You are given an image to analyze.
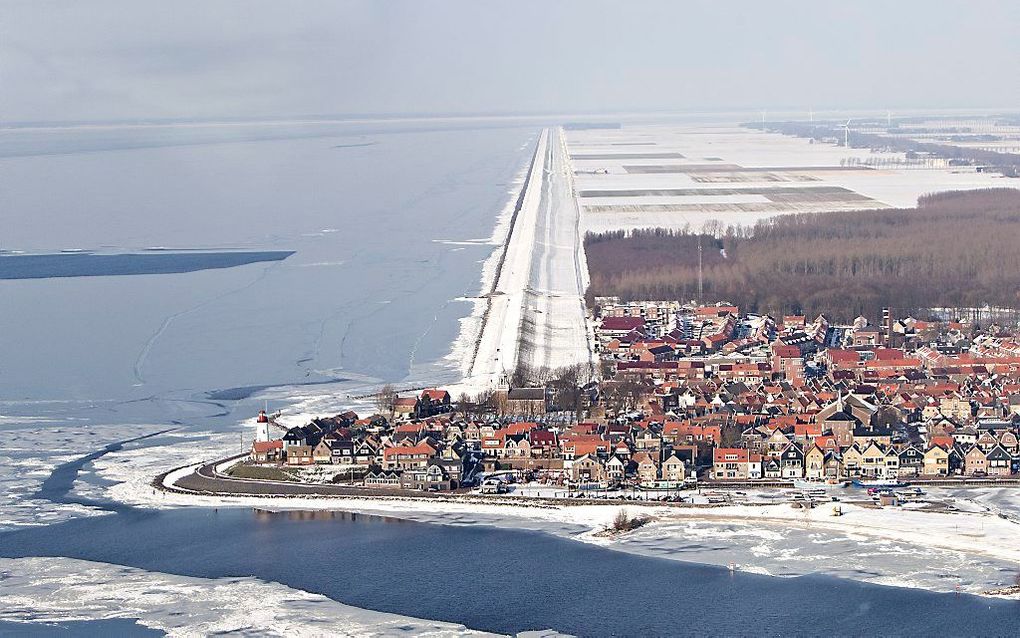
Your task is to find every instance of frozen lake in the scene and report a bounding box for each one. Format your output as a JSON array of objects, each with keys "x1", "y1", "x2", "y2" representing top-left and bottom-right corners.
[{"x1": 0, "y1": 121, "x2": 536, "y2": 428}]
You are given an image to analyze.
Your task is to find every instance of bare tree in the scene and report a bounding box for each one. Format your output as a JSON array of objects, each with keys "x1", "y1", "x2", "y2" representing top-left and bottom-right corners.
[
  {"x1": 602, "y1": 379, "x2": 644, "y2": 415},
  {"x1": 472, "y1": 389, "x2": 496, "y2": 416},
  {"x1": 612, "y1": 509, "x2": 631, "y2": 531},
  {"x1": 512, "y1": 363, "x2": 559, "y2": 388},
  {"x1": 455, "y1": 392, "x2": 473, "y2": 418},
  {"x1": 585, "y1": 189, "x2": 1020, "y2": 322},
  {"x1": 375, "y1": 384, "x2": 398, "y2": 419},
  {"x1": 550, "y1": 363, "x2": 595, "y2": 417}
]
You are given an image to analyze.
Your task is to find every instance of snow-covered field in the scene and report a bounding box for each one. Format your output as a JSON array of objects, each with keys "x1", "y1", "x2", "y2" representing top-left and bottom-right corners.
[
  {"x1": 568, "y1": 124, "x2": 1015, "y2": 234},
  {"x1": 446, "y1": 153, "x2": 532, "y2": 392},
  {"x1": 84, "y1": 429, "x2": 240, "y2": 507},
  {"x1": 459, "y1": 129, "x2": 550, "y2": 391},
  {"x1": 0, "y1": 557, "x2": 496, "y2": 638}
]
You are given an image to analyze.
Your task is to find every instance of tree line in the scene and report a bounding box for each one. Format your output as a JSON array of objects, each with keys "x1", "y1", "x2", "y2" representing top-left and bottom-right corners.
[
  {"x1": 765, "y1": 121, "x2": 1020, "y2": 177},
  {"x1": 584, "y1": 189, "x2": 1020, "y2": 323}
]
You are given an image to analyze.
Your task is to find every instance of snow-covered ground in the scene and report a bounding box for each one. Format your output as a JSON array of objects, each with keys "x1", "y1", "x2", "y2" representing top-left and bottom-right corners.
[
  {"x1": 459, "y1": 129, "x2": 550, "y2": 391},
  {"x1": 568, "y1": 124, "x2": 1016, "y2": 234},
  {"x1": 458, "y1": 127, "x2": 594, "y2": 395},
  {"x1": 82, "y1": 429, "x2": 240, "y2": 507},
  {"x1": 0, "y1": 557, "x2": 497, "y2": 638},
  {"x1": 515, "y1": 128, "x2": 594, "y2": 373},
  {"x1": 446, "y1": 155, "x2": 532, "y2": 392}
]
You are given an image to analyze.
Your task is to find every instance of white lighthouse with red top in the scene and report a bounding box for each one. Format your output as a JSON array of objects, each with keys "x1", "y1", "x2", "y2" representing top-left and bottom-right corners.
[{"x1": 255, "y1": 409, "x2": 271, "y2": 442}]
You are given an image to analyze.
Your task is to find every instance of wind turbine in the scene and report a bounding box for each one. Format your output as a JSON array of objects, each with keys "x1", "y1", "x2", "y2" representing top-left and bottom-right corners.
[
  {"x1": 761, "y1": 110, "x2": 767, "y2": 132},
  {"x1": 809, "y1": 107, "x2": 814, "y2": 122},
  {"x1": 886, "y1": 110, "x2": 892, "y2": 127},
  {"x1": 843, "y1": 119, "x2": 852, "y2": 148}
]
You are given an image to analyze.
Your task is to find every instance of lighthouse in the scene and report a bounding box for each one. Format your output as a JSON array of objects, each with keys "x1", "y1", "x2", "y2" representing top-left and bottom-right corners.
[{"x1": 255, "y1": 409, "x2": 271, "y2": 442}]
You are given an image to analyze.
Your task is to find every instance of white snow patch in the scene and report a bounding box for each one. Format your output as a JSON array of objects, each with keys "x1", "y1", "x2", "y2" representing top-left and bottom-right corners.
[
  {"x1": 0, "y1": 422, "x2": 164, "y2": 530},
  {"x1": 0, "y1": 557, "x2": 498, "y2": 637}
]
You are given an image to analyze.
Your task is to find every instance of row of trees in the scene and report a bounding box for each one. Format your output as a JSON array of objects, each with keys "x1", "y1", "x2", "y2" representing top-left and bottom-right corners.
[
  {"x1": 585, "y1": 189, "x2": 1020, "y2": 322},
  {"x1": 766, "y1": 121, "x2": 1020, "y2": 177},
  {"x1": 373, "y1": 362, "x2": 599, "y2": 420}
]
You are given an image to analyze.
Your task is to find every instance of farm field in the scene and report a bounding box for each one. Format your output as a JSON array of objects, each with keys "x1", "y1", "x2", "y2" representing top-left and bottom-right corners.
[{"x1": 566, "y1": 123, "x2": 1014, "y2": 233}]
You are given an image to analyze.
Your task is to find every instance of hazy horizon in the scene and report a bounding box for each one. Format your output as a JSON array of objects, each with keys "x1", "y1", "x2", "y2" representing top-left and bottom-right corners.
[{"x1": 3, "y1": 0, "x2": 1018, "y2": 124}]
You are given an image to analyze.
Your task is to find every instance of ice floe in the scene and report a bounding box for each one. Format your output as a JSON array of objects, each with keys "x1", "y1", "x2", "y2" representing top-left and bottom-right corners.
[{"x1": 0, "y1": 557, "x2": 497, "y2": 637}]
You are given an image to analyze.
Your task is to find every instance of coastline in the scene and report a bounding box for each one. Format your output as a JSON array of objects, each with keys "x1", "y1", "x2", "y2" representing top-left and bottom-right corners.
[
  {"x1": 124, "y1": 126, "x2": 1020, "y2": 602},
  {"x1": 127, "y1": 445, "x2": 1020, "y2": 601},
  {"x1": 456, "y1": 128, "x2": 550, "y2": 393},
  {"x1": 451, "y1": 124, "x2": 595, "y2": 397},
  {"x1": 28, "y1": 119, "x2": 1017, "y2": 622},
  {"x1": 7, "y1": 421, "x2": 1018, "y2": 636},
  {"x1": 446, "y1": 129, "x2": 544, "y2": 392}
]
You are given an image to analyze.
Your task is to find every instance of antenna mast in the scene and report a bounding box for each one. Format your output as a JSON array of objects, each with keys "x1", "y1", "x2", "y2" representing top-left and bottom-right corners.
[{"x1": 697, "y1": 239, "x2": 704, "y2": 304}]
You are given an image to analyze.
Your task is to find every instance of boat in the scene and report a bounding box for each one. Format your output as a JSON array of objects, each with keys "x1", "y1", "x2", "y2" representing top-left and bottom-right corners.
[
  {"x1": 793, "y1": 479, "x2": 828, "y2": 490},
  {"x1": 852, "y1": 478, "x2": 907, "y2": 488},
  {"x1": 793, "y1": 479, "x2": 814, "y2": 489}
]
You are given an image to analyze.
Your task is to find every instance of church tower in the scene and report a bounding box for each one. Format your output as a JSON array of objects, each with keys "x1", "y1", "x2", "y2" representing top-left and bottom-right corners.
[{"x1": 495, "y1": 371, "x2": 511, "y2": 415}]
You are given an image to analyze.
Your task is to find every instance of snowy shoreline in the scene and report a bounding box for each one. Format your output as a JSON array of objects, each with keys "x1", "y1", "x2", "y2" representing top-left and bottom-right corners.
[
  {"x1": 445, "y1": 130, "x2": 544, "y2": 393},
  {"x1": 450, "y1": 125, "x2": 594, "y2": 397},
  {"x1": 24, "y1": 401, "x2": 1010, "y2": 605},
  {"x1": 454, "y1": 128, "x2": 550, "y2": 393},
  {"x1": 126, "y1": 443, "x2": 1020, "y2": 601}
]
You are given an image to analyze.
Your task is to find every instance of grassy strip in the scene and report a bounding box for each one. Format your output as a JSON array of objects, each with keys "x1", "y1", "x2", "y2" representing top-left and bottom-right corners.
[{"x1": 226, "y1": 464, "x2": 297, "y2": 482}]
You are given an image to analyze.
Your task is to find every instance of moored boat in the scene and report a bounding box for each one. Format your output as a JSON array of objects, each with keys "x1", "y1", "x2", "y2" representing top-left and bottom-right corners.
[{"x1": 852, "y1": 478, "x2": 907, "y2": 488}]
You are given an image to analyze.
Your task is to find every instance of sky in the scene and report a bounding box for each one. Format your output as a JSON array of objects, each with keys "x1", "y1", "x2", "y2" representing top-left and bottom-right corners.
[{"x1": 2, "y1": 0, "x2": 1018, "y2": 123}]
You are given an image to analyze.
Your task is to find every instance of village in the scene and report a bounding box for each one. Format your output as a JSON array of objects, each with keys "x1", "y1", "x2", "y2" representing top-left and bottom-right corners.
[{"x1": 236, "y1": 299, "x2": 1020, "y2": 506}]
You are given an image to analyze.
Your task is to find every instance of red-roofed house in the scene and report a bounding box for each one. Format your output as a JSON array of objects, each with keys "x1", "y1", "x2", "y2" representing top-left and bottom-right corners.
[
  {"x1": 712, "y1": 448, "x2": 762, "y2": 480},
  {"x1": 563, "y1": 439, "x2": 610, "y2": 461},
  {"x1": 417, "y1": 389, "x2": 451, "y2": 417},
  {"x1": 697, "y1": 305, "x2": 739, "y2": 317},
  {"x1": 505, "y1": 421, "x2": 540, "y2": 436},
  {"x1": 600, "y1": 316, "x2": 646, "y2": 336},
  {"x1": 772, "y1": 344, "x2": 803, "y2": 381},
  {"x1": 527, "y1": 429, "x2": 558, "y2": 457},
  {"x1": 251, "y1": 440, "x2": 283, "y2": 463},
  {"x1": 383, "y1": 441, "x2": 437, "y2": 470},
  {"x1": 664, "y1": 422, "x2": 721, "y2": 446},
  {"x1": 826, "y1": 349, "x2": 862, "y2": 370}
]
